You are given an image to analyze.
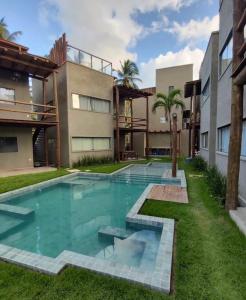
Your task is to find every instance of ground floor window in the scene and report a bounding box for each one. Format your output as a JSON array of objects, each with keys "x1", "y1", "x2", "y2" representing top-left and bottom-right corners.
[
  {"x1": 201, "y1": 132, "x2": 208, "y2": 149},
  {"x1": 217, "y1": 125, "x2": 230, "y2": 153},
  {"x1": 72, "y1": 137, "x2": 111, "y2": 152},
  {"x1": 0, "y1": 137, "x2": 18, "y2": 153},
  {"x1": 241, "y1": 120, "x2": 246, "y2": 157}
]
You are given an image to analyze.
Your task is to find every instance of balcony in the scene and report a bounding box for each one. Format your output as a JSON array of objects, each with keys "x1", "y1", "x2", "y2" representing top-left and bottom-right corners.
[
  {"x1": 0, "y1": 99, "x2": 57, "y2": 127},
  {"x1": 67, "y1": 45, "x2": 112, "y2": 75}
]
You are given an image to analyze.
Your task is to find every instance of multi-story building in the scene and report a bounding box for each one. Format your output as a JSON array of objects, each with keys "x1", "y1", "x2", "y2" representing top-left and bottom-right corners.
[
  {"x1": 33, "y1": 34, "x2": 115, "y2": 167},
  {"x1": 132, "y1": 64, "x2": 194, "y2": 157},
  {"x1": 0, "y1": 38, "x2": 59, "y2": 170},
  {"x1": 200, "y1": 0, "x2": 246, "y2": 232}
]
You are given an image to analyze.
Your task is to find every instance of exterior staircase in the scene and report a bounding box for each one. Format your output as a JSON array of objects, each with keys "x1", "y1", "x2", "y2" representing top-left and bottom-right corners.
[{"x1": 33, "y1": 127, "x2": 46, "y2": 167}]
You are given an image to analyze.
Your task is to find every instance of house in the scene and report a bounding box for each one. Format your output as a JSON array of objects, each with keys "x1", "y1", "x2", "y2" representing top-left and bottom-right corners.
[
  {"x1": 132, "y1": 65, "x2": 194, "y2": 157},
  {"x1": 199, "y1": 0, "x2": 246, "y2": 232},
  {"x1": 33, "y1": 34, "x2": 115, "y2": 167},
  {"x1": 0, "y1": 38, "x2": 59, "y2": 170}
]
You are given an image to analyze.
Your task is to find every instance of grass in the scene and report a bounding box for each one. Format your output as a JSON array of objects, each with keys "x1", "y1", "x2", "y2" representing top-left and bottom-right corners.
[
  {"x1": 0, "y1": 169, "x2": 68, "y2": 194},
  {"x1": 0, "y1": 159, "x2": 245, "y2": 299}
]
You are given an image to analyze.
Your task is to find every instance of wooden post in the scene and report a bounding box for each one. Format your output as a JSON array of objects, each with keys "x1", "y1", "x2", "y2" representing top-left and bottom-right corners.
[
  {"x1": 44, "y1": 128, "x2": 49, "y2": 166},
  {"x1": 188, "y1": 95, "x2": 193, "y2": 157},
  {"x1": 115, "y1": 86, "x2": 120, "y2": 162},
  {"x1": 146, "y1": 96, "x2": 149, "y2": 159},
  {"x1": 53, "y1": 71, "x2": 61, "y2": 168},
  {"x1": 172, "y1": 113, "x2": 177, "y2": 177},
  {"x1": 225, "y1": 0, "x2": 245, "y2": 211},
  {"x1": 130, "y1": 99, "x2": 133, "y2": 150},
  {"x1": 191, "y1": 84, "x2": 197, "y2": 158}
]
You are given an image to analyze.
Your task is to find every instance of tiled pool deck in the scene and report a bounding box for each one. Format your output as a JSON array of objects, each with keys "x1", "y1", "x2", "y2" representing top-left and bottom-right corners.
[{"x1": 0, "y1": 164, "x2": 187, "y2": 294}]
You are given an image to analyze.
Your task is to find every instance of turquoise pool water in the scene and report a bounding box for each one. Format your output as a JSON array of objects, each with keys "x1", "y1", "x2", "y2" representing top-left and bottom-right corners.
[
  {"x1": 0, "y1": 163, "x2": 178, "y2": 270},
  {"x1": 0, "y1": 176, "x2": 163, "y2": 270}
]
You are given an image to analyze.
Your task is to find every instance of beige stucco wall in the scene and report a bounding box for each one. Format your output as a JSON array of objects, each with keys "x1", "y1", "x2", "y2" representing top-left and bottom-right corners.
[
  {"x1": 0, "y1": 126, "x2": 33, "y2": 170},
  {"x1": 66, "y1": 62, "x2": 114, "y2": 166},
  {"x1": 133, "y1": 132, "x2": 146, "y2": 157},
  {"x1": 0, "y1": 69, "x2": 32, "y2": 121},
  {"x1": 133, "y1": 64, "x2": 193, "y2": 156}
]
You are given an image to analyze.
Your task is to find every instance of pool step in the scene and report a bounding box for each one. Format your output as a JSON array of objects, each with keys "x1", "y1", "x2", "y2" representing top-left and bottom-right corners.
[
  {"x1": 0, "y1": 203, "x2": 34, "y2": 218},
  {"x1": 0, "y1": 214, "x2": 26, "y2": 239},
  {"x1": 98, "y1": 226, "x2": 131, "y2": 242}
]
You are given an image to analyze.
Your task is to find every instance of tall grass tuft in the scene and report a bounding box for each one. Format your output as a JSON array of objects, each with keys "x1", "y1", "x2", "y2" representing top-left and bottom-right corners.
[{"x1": 73, "y1": 156, "x2": 113, "y2": 168}]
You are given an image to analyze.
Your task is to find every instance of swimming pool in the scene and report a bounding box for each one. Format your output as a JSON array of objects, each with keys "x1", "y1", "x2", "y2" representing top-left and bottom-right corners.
[{"x1": 0, "y1": 163, "x2": 180, "y2": 293}]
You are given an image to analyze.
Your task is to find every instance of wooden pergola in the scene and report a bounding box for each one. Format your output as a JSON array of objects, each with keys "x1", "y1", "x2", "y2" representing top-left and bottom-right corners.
[
  {"x1": 184, "y1": 79, "x2": 201, "y2": 158},
  {"x1": 0, "y1": 38, "x2": 61, "y2": 167},
  {"x1": 114, "y1": 85, "x2": 153, "y2": 162}
]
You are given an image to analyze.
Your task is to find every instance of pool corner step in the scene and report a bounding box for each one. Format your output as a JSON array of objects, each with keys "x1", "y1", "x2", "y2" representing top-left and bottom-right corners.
[
  {"x1": 0, "y1": 203, "x2": 34, "y2": 218},
  {"x1": 98, "y1": 226, "x2": 131, "y2": 242}
]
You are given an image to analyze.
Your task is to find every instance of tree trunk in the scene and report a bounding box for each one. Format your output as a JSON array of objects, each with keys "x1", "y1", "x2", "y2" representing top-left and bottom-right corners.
[{"x1": 169, "y1": 112, "x2": 172, "y2": 157}]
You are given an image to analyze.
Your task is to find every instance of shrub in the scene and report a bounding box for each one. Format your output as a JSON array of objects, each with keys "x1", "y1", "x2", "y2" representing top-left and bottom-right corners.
[
  {"x1": 73, "y1": 155, "x2": 113, "y2": 168},
  {"x1": 205, "y1": 166, "x2": 227, "y2": 205},
  {"x1": 191, "y1": 155, "x2": 207, "y2": 171}
]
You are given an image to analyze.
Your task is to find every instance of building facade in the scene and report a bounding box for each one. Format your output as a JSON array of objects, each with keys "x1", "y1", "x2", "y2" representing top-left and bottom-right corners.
[
  {"x1": 0, "y1": 39, "x2": 58, "y2": 170},
  {"x1": 132, "y1": 64, "x2": 193, "y2": 157},
  {"x1": 33, "y1": 35, "x2": 115, "y2": 167},
  {"x1": 200, "y1": 0, "x2": 246, "y2": 205}
]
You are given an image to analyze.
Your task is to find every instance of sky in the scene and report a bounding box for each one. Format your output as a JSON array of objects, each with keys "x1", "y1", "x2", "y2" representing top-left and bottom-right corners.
[{"x1": 1, "y1": 0, "x2": 219, "y2": 87}]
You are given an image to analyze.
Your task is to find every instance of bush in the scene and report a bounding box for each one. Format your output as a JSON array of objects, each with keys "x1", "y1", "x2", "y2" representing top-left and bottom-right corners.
[
  {"x1": 191, "y1": 155, "x2": 208, "y2": 171},
  {"x1": 205, "y1": 166, "x2": 227, "y2": 205},
  {"x1": 73, "y1": 155, "x2": 113, "y2": 168}
]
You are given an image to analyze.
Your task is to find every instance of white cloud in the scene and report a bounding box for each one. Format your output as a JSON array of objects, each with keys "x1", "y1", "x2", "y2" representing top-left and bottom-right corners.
[
  {"x1": 39, "y1": 0, "x2": 197, "y2": 68},
  {"x1": 139, "y1": 47, "x2": 204, "y2": 87},
  {"x1": 167, "y1": 14, "x2": 219, "y2": 45}
]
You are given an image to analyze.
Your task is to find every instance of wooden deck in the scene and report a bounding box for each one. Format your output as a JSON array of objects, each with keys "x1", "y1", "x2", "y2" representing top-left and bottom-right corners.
[{"x1": 147, "y1": 185, "x2": 188, "y2": 203}]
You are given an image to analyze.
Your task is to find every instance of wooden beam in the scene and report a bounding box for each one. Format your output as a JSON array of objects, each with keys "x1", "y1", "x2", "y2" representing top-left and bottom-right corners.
[
  {"x1": 53, "y1": 71, "x2": 61, "y2": 168},
  {"x1": 0, "y1": 107, "x2": 56, "y2": 116},
  {"x1": 226, "y1": 0, "x2": 245, "y2": 211},
  {"x1": 172, "y1": 113, "x2": 177, "y2": 177},
  {"x1": 145, "y1": 96, "x2": 149, "y2": 158},
  {"x1": 0, "y1": 98, "x2": 56, "y2": 108},
  {"x1": 236, "y1": 7, "x2": 246, "y2": 31},
  {"x1": 191, "y1": 85, "x2": 197, "y2": 158},
  {"x1": 115, "y1": 86, "x2": 120, "y2": 162}
]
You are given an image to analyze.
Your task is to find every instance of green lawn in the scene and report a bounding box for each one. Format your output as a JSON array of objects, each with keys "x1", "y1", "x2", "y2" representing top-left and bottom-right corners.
[{"x1": 0, "y1": 160, "x2": 245, "y2": 299}]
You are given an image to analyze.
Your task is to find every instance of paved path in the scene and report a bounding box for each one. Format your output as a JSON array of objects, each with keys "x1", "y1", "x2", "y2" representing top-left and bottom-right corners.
[
  {"x1": 0, "y1": 167, "x2": 57, "y2": 178},
  {"x1": 147, "y1": 185, "x2": 188, "y2": 203}
]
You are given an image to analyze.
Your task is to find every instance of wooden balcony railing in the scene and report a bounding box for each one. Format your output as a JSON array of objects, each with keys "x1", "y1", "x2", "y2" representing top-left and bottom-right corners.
[
  {"x1": 0, "y1": 99, "x2": 57, "y2": 123},
  {"x1": 117, "y1": 115, "x2": 147, "y2": 129}
]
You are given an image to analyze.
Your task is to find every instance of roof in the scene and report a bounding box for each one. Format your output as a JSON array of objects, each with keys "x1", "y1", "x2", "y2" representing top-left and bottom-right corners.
[
  {"x1": 184, "y1": 80, "x2": 201, "y2": 98},
  {"x1": 0, "y1": 39, "x2": 58, "y2": 78},
  {"x1": 114, "y1": 85, "x2": 153, "y2": 100}
]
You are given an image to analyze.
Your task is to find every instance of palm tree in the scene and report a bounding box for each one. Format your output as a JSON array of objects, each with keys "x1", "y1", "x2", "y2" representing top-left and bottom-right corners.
[
  {"x1": 116, "y1": 59, "x2": 142, "y2": 89},
  {"x1": 152, "y1": 89, "x2": 185, "y2": 154},
  {"x1": 0, "y1": 17, "x2": 22, "y2": 41}
]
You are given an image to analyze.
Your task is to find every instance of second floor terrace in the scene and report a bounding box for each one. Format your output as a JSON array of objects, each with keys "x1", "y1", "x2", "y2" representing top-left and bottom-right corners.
[
  {"x1": 49, "y1": 34, "x2": 112, "y2": 76},
  {"x1": 0, "y1": 38, "x2": 59, "y2": 127}
]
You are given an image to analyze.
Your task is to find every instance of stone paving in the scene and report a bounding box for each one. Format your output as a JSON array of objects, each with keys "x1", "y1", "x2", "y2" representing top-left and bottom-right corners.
[
  {"x1": 0, "y1": 167, "x2": 57, "y2": 178},
  {"x1": 147, "y1": 185, "x2": 188, "y2": 203}
]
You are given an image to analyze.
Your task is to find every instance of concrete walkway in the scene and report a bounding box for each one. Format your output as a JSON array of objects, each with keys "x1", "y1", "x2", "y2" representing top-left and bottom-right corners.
[{"x1": 0, "y1": 167, "x2": 57, "y2": 178}]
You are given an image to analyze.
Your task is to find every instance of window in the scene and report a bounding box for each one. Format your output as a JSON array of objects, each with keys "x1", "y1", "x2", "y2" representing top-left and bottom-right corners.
[
  {"x1": 72, "y1": 93, "x2": 110, "y2": 113},
  {"x1": 202, "y1": 78, "x2": 210, "y2": 103},
  {"x1": 168, "y1": 86, "x2": 174, "y2": 93},
  {"x1": 219, "y1": 35, "x2": 233, "y2": 75},
  {"x1": 241, "y1": 121, "x2": 246, "y2": 157},
  {"x1": 0, "y1": 137, "x2": 18, "y2": 153},
  {"x1": 0, "y1": 87, "x2": 15, "y2": 105},
  {"x1": 218, "y1": 125, "x2": 230, "y2": 153},
  {"x1": 72, "y1": 137, "x2": 111, "y2": 152},
  {"x1": 201, "y1": 132, "x2": 208, "y2": 149}
]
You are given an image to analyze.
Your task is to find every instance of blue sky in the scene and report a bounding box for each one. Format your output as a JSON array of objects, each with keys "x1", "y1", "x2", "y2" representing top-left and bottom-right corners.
[{"x1": 1, "y1": 0, "x2": 219, "y2": 87}]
